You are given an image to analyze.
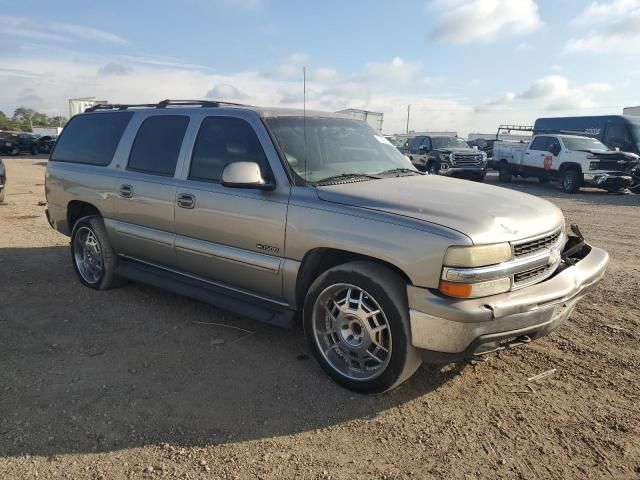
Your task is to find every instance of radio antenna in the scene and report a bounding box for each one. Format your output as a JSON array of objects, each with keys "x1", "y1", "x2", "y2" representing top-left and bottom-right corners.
[{"x1": 303, "y1": 66, "x2": 308, "y2": 187}]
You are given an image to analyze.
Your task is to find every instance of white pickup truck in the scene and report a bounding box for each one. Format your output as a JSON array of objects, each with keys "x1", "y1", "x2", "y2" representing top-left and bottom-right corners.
[{"x1": 494, "y1": 134, "x2": 639, "y2": 193}]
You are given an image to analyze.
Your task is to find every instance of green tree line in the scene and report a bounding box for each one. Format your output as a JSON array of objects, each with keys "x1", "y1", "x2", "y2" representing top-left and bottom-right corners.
[{"x1": 0, "y1": 107, "x2": 68, "y2": 132}]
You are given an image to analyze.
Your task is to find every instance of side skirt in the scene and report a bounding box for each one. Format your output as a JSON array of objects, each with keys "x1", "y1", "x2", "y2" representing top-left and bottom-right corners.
[{"x1": 115, "y1": 256, "x2": 296, "y2": 328}]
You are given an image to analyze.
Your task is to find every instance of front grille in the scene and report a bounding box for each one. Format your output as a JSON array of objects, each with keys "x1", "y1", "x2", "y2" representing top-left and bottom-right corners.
[
  {"x1": 513, "y1": 229, "x2": 562, "y2": 258},
  {"x1": 452, "y1": 154, "x2": 482, "y2": 167},
  {"x1": 514, "y1": 264, "x2": 551, "y2": 284}
]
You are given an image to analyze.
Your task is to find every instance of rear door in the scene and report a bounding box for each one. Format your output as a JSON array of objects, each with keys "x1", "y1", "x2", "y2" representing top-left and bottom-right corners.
[
  {"x1": 109, "y1": 114, "x2": 190, "y2": 268},
  {"x1": 173, "y1": 111, "x2": 290, "y2": 300}
]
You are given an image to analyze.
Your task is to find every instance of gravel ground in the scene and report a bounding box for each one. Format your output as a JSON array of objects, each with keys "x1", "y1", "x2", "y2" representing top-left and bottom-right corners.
[{"x1": 0, "y1": 157, "x2": 638, "y2": 480}]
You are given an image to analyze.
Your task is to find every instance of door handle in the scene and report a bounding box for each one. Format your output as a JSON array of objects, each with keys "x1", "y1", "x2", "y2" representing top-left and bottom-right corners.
[
  {"x1": 119, "y1": 184, "x2": 133, "y2": 198},
  {"x1": 177, "y1": 193, "x2": 195, "y2": 209}
]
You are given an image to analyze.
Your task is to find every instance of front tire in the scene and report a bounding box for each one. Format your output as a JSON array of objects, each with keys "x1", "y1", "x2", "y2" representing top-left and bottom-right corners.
[
  {"x1": 498, "y1": 162, "x2": 512, "y2": 183},
  {"x1": 70, "y1": 216, "x2": 121, "y2": 290},
  {"x1": 561, "y1": 169, "x2": 582, "y2": 193},
  {"x1": 303, "y1": 261, "x2": 421, "y2": 393}
]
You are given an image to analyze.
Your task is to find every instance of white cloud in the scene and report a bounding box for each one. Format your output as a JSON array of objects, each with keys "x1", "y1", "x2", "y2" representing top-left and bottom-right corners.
[
  {"x1": 206, "y1": 84, "x2": 248, "y2": 101},
  {"x1": 362, "y1": 57, "x2": 421, "y2": 85},
  {"x1": 430, "y1": 0, "x2": 542, "y2": 44},
  {"x1": 98, "y1": 63, "x2": 131, "y2": 76},
  {"x1": 571, "y1": 0, "x2": 640, "y2": 25},
  {"x1": 478, "y1": 75, "x2": 612, "y2": 112},
  {"x1": 565, "y1": 0, "x2": 640, "y2": 53},
  {"x1": 0, "y1": 15, "x2": 127, "y2": 44}
]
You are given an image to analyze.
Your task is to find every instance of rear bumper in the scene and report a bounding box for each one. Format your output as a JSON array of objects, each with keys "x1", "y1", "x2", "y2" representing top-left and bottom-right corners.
[{"x1": 407, "y1": 244, "x2": 609, "y2": 361}]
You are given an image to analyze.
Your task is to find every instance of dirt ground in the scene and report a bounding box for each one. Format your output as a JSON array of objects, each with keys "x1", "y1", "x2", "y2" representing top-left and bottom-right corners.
[{"x1": 0, "y1": 157, "x2": 638, "y2": 480}]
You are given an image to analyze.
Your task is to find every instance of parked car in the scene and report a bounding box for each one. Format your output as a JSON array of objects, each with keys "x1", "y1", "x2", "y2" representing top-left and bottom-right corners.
[
  {"x1": 404, "y1": 135, "x2": 488, "y2": 180},
  {"x1": 468, "y1": 138, "x2": 497, "y2": 166},
  {"x1": 494, "y1": 134, "x2": 639, "y2": 193},
  {"x1": 0, "y1": 132, "x2": 39, "y2": 155},
  {"x1": 45, "y1": 100, "x2": 609, "y2": 393},
  {"x1": 534, "y1": 115, "x2": 640, "y2": 155},
  {"x1": 36, "y1": 135, "x2": 57, "y2": 154},
  {"x1": 0, "y1": 157, "x2": 5, "y2": 203}
]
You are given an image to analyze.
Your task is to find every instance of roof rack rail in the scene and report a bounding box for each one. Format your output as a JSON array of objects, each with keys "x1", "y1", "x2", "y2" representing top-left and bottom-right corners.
[
  {"x1": 495, "y1": 124, "x2": 535, "y2": 140},
  {"x1": 85, "y1": 99, "x2": 248, "y2": 113},
  {"x1": 84, "y1": 103, "x2": 158, "y2": 112}
]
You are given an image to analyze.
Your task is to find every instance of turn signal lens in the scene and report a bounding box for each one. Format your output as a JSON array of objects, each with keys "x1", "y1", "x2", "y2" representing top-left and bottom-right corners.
[
  {"x1": 444, "y1": 243, "x2": 512, "y2": 267},
  {"x1": 439, "y1": 277, "x2": 511, "y2": 299}
]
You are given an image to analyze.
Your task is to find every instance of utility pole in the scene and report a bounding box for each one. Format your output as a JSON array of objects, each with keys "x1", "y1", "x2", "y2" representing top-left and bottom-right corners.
[{"x1": 406, "y1": 104, "x2": 411, "y2": 134}]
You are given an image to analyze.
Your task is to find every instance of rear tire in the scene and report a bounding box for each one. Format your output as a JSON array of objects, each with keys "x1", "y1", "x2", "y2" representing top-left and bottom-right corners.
[
  {"x1": 303, "y1": 261, "x2": 421, "y2": 393},
  {"x1": 9, "y1": 147, "x2": 19, "y2": 156},
  {"x1": 561, "y1": 169, "x2": 582, "y2": 193},
  {"x1": 498, "y1": 162, "x2": 512, "y2": 183},
  {"x1": 70, "y1": 215, "x2": 122, "y2": 290}
]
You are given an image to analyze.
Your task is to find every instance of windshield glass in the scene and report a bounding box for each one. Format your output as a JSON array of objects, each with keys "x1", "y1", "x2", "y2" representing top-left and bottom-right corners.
[
  {"x1": 630, "y1": 125, "x2": 640, "y2": 152},
  {"x1": 431, "y1": 137, "x2": 469, "y2": 149},
  {"x1": 265, "y1": 117, "x2": 415, "y2": 184},
  {"x1": 560, "y1": 136, "x2": 608, "y2": 151}
]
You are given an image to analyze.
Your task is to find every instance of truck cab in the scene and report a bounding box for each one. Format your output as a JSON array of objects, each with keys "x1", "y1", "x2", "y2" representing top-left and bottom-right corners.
[
  {"x1": 495, "y1": 134, "x2": 639, "y2": 193},
  {"x1": 404, "y1": 135, "x2": 487, "y2": 181}
]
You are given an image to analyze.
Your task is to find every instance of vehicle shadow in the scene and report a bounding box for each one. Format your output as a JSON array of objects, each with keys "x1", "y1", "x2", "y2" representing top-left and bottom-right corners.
[
  {"x1": 0, "y1": 246, "x2": 463, "y2": 458},
  {"x1": 484, "y1": 173, "x2": 640, "y2": 207}
]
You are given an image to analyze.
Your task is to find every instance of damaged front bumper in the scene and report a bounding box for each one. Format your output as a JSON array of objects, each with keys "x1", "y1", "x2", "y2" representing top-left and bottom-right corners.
[
  {"x1": 407, "y1": 239, "x2": 609, "y2": 362},
  {"x1": 584, "y1": 171, "x2": 633, "y2": 191}
]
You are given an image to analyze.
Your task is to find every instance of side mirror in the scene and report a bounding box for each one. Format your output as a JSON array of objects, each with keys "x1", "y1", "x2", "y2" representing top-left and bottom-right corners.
[
  {"x1": 550, "y1": 146, "x2": 561, "y2": 156},
  {"x1": 221, "y1": 162, "x2": 274, "y2": 190}
]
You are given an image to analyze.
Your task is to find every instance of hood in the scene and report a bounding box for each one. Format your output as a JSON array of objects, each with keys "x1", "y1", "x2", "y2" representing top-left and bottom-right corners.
[
  {"x1": 435, "y1": 147, "x2": 478, "y2": 155},
  {"x1": 316, "y1": 175, "x2": 564, "y2": 245},
  {"x1": 587, "y1": 149, "x2": 639, "y2": 161}
]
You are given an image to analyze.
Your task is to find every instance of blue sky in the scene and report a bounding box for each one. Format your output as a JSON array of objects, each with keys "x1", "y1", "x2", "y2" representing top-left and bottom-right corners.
[{"x1": 1, "y1": 0, "x2": 639, "y2": 135}]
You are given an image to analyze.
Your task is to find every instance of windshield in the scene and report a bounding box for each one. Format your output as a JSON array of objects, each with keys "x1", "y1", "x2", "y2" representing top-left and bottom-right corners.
[
  {"x1": 631, "y1": 125, "x2": 640, "y2": 152},
  {"x1": 265, "y1": 116, "x2": 416, "y2": 184},
  {"x1": 431, "y1": 137, "x2": 470, "y2": 149},
  {"x1": 560, "y1": 136, "x2": 608, "y2": 151}
]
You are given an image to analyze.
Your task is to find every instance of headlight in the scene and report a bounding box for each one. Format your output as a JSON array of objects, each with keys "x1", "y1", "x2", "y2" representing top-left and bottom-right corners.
[
  {"x1": 439, "y1": 243, "x2": 513, "y2": 298},
  {"x1": 443, "y1": 243, "x2": 512, "y2": 267}
]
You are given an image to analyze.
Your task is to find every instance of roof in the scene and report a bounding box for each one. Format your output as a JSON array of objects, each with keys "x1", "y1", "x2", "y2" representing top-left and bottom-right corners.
[{"x1": 82, "y1": 99, "x2": 351, "y2": 119}]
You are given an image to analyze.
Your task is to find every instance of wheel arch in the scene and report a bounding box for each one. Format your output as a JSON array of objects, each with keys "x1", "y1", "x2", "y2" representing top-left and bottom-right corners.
[
  {"x1": 67, "y1": 200, "x2": 102, "y2": 233},
  {"x1": 294, "y1": 248, "x2": 412, "y2": 311},
  {"x1": 558, "y1": 162, "x2": 582, "y2": 173}
]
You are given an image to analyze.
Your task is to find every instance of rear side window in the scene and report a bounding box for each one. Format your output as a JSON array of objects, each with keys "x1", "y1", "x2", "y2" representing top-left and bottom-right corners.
[
  {"x1": 127, "y1": 115, "x2": 189, "y2": 176},
  {"x1": 51, "y1": 112, "x2": 133, "y2": 166},
  {"x1": 530, "y1": 136, "x2": 550, "y2": 151},
  {"x1": 189, "y1": 116, "x2": 268, "y2": 183}
]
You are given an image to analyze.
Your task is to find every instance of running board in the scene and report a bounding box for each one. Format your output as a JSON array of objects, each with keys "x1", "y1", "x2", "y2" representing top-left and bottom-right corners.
[{"x1": 115, "y1": 259, "x2": 295, "y2": 328}]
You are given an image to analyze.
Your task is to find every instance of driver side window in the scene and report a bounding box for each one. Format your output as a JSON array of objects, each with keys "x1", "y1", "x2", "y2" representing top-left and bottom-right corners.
[{"x1": 189, "y1": 116, "x2": 269, "y2": 183}]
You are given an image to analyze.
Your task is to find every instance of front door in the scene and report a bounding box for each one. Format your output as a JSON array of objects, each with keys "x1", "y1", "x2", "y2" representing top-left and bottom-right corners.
[
  {"x1": 109, "y1": 114, "x2": 191, "y2": 268},
  {"x1": 173, "y1": 114, "x2": 289, "y2": 300},
  {"x1": 524, "y1": 136, "x2": 551, "y2": 169}
]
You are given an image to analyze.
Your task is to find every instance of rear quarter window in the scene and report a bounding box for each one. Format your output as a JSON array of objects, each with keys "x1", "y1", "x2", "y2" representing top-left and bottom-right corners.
[{"x1": 51, "y1": 112, "x2": 133, "y2": 166}]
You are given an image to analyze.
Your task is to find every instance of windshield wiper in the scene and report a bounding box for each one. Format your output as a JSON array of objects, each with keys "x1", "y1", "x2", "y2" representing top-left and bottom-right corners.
[
  {"x1": 377, "y1": 168, "x2": 423, "y2": 177},
  {"x1": 315, "y1": 173, "x2": 381, "y2": 186}
]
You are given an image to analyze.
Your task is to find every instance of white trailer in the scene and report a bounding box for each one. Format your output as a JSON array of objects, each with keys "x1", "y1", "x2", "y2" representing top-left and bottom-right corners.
[
  {"x1": 623, "y1": 106, "x2": 640, "y2": 116},
  {"x1": 69, "y1": 97, "x2": 108, "y2": 117},
  {"x1": 32, "y1": 127, "x2": 62, "y2": 136},
  {"x1": 335, "y1": 109, "x2": 384, "y2": 132}
]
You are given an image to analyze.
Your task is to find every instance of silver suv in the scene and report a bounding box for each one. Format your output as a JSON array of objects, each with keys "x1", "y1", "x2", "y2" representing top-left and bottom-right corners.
[{"x1": 45, "y1": 100, "x2": 609, "y2": 393}]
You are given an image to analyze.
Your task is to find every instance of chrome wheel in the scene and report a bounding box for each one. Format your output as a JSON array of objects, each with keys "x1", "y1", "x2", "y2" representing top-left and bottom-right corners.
[
  {"x1": 73, "y1": 226, "x2": 104, "y2": 284},
  {"x1": 312, "y1": 284, "x2": 392, "y2": 381}
]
